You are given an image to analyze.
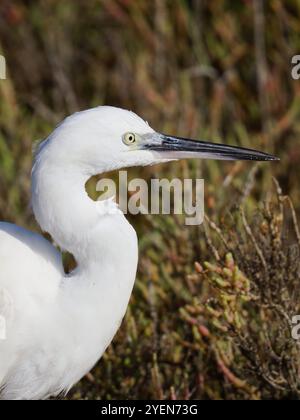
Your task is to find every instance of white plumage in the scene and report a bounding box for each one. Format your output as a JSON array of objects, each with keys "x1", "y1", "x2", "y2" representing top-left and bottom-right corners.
[{"x1": 0, "y1": 106, "x2": 277, "y2": 400}]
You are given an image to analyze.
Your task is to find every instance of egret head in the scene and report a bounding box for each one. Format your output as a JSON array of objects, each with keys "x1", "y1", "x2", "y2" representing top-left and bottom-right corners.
[{"x1": 38, "y1": 106, "x2": 278, "y2": 176}]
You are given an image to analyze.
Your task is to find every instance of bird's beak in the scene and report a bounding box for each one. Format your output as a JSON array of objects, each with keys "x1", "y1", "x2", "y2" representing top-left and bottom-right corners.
[{"x1": 140, "y1": 133, "x2": 279, "y2": 162}]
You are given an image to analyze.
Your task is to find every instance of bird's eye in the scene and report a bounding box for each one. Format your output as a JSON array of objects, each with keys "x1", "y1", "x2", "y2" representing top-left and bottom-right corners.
[{"x1": 123, "y1": 133, "x2": 136, "y2": 146}]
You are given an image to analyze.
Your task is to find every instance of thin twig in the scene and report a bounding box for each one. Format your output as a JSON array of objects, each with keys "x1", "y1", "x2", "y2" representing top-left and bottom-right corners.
[
  {"x1": 241, "y1": 164, "x2": 260, "y2": 205},
  {"x1": 240, "y1": 207, "x2": 268, "y2": 275},
  {"x1": 204, "y1": 215, "x2": 230, "y2": 251},
  {"x1": 284, "y1": 196, "x2": 300, "y2": 248},
  {"x1": 203, "y1": 221, "x2": 220, "y2": 261}
]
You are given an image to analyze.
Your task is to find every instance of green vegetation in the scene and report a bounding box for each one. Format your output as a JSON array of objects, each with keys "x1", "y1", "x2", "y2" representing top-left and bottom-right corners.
[{"x1": 0, "y1": 0, "x2": 300, "y2": 400}]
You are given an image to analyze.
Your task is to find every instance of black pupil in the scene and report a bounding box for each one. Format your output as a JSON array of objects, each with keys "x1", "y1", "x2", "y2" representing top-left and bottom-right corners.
[{"x1": 129, "y1": 136, "x2": 133, "y2": 141}]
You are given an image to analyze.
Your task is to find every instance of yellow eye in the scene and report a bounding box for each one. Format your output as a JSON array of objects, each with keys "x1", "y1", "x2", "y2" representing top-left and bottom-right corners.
[{"x1": 123, "y1": 132, "x2": 136, "y2": 146}]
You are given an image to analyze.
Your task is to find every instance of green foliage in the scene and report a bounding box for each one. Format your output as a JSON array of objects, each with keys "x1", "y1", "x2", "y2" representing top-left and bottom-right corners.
[{"x1": 0, "y1": 0, "x2": 300, "y2": 400}]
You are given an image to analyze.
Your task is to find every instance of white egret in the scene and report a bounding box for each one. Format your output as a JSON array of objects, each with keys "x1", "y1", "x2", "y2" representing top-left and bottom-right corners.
[{"x1": 0, "y1": 106, "x2": 278, "y2": 400}]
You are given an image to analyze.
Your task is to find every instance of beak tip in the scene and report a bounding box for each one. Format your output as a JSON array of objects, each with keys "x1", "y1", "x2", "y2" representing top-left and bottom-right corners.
[
  {"x1": 269, "y1": 156, "x2": 280, "y2": 162},
  {"x1": 248, "y1": 153, "x2": 280, "y2": 162}
]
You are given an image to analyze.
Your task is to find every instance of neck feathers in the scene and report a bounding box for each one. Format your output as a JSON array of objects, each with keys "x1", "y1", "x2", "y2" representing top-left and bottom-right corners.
[{"x1": 31, "y1": 155, "x2": 98, "y2": 258}]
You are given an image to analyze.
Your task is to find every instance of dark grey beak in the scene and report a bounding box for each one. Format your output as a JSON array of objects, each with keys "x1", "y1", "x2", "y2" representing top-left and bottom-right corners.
[{"x1": 141, "y1": 133, "x2": 279, "y2": 162}]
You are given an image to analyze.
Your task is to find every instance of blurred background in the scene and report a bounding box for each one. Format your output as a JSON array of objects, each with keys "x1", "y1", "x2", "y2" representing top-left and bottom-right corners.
[{"x1": 0, "y1": 0, "x2": 300, "y2": 400}]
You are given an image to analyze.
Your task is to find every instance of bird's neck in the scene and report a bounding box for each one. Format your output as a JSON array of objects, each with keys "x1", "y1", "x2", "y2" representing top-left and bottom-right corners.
[
  {"x1": 31, "y1": 157, "x2": 138, "y2": 319},
  {"x1": 31, "y1": 158, "x2": 106, "y2": 261}
]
